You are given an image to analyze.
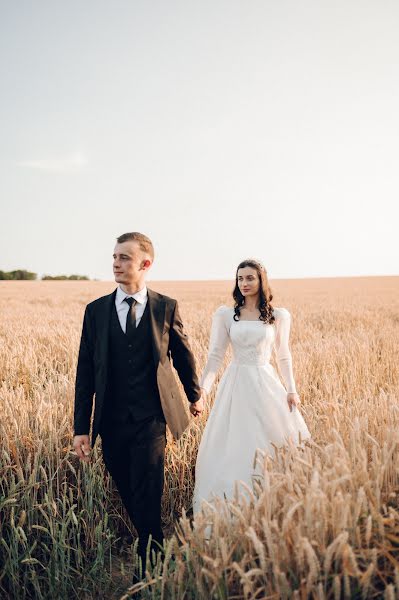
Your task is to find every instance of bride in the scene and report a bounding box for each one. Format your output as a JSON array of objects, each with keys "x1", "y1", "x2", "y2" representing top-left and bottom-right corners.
[{"x1": 192, "y1": 259, "x2": 311, "y2": 514}]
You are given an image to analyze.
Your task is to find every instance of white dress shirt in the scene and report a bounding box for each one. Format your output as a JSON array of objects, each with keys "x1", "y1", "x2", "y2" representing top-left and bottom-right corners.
[{"x1": 115, "y1": 285, "x2": 148, "y2": 332}]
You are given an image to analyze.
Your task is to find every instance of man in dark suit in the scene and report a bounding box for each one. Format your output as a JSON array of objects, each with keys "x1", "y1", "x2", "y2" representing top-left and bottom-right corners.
[{"x1": 73, "y1": 232, "x2": 204, "y2": 579}]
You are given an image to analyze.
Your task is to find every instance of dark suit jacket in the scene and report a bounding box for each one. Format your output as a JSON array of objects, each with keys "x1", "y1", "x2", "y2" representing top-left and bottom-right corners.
[{"x1": 74, "y1": 288, "x2": 201, "y2": 446}]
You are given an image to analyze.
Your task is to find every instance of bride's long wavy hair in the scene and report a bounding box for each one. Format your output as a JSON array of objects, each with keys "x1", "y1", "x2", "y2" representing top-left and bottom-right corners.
[{"x1": 233, "y1": 259, "x2": 275, "y2": 324}]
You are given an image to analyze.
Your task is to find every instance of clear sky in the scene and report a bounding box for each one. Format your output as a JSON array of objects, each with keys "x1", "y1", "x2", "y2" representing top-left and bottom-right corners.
[{"x1": 1, "y1": 1, "x2": 398, "y2": 281}]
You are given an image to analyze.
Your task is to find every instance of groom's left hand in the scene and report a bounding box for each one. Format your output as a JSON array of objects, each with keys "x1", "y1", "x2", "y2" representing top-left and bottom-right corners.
[{"x1": 190, "y1": 396, "x2": 205, "y2": 417}]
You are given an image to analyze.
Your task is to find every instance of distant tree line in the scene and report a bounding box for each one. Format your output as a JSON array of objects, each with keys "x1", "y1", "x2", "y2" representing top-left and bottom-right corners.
[
  {"x1": 42, "y1": 274, "x2": 89, "y2": 280},
  {"x1": 0, "y1": 270, "x2": 37, "y2": 280},
  {"x1": 0, "y1": 270, "x2": 89, "y2": 281}
]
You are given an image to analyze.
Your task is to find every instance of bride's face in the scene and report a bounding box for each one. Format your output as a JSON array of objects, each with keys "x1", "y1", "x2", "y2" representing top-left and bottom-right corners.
[{"x1": 237, "y1": 267, "x2": 260, "y2": 299}]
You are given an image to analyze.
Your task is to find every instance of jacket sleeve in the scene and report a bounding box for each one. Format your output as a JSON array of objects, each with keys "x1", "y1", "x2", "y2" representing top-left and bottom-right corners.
[
  {"x1": 168, "y1": 300, "x2": 202, "y2": 403},
  {"x1": 273, "y1": 308, "x2": 297, "y2": 394},
  {"x1": 199, "y1": 306, "x2": 231, "y2": 394},
  {"x1": 74, "y1": 305, "x2": 95, "y2": 435}
]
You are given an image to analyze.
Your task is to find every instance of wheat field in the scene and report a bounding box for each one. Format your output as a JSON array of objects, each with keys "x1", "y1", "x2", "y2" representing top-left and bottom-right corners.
[{"x1": 1, "y1": 277, "x2": 399, "y2": 599}]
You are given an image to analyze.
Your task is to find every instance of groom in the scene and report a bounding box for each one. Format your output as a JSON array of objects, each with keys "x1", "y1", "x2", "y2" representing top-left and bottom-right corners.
[{"x1": 73, "y1": 232, "x2": 204, "y2": 577}]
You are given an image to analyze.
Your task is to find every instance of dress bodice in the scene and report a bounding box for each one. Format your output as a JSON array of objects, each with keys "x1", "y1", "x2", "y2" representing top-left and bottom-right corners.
[
  {"x1": 200, "y1": 306, "x2": 297, "y2": 394},
  {"x1": 230, "y1": 320, "x2": 275, "y2": 365}
]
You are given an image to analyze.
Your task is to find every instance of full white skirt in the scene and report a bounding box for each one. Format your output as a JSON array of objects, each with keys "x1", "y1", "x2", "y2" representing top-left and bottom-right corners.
[{"x1": 192, "y1": 362, "x2": 311, "y2": 514}]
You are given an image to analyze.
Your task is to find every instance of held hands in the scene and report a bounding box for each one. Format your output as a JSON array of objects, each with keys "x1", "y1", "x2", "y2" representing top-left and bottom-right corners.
[
  {"x1": 287, "y1": 392, "x2": 301, "y2": 413},
  {"x1": 190, "y1": 393, "x2": 206, "y2": 417},
  {"x1": 73, "y1": 434, "x2": 92, "y2": 463}
]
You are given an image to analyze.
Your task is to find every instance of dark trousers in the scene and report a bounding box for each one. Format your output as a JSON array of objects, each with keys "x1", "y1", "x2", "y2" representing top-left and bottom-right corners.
[{"x1": 100, "y1": 412, "x2": 167, "y2": 571}]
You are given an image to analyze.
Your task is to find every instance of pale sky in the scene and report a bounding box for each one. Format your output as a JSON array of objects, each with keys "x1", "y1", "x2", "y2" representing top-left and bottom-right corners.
[{"x1": 0, "y1": 1, "x2": 398, "y2": 281}]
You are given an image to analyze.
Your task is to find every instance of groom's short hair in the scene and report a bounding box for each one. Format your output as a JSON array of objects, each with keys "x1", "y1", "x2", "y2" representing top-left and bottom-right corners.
[{"x1": 117, "y1": 232, "x2": 154, "y2": 260}]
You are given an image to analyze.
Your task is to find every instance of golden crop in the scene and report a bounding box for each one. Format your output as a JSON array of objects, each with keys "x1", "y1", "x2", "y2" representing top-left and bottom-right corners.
[{"x1": 1, "y1": 277, "x2": 398, "y2": 599}]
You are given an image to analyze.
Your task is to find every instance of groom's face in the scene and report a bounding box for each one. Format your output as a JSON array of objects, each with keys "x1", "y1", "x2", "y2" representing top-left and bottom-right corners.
[{"x1": 113, "y1": 240, "x2": 150, "y2": 286}]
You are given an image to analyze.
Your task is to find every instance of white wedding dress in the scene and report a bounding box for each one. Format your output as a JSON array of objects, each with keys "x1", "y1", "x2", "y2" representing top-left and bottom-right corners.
[{"x1": 192, "y1": 306, "x2": 311, "y2": 514}]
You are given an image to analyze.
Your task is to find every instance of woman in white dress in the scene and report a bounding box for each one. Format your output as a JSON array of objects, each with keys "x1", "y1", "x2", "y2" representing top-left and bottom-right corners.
[{"x1": 192, "y1": 259, "x2": 311, "y2": 515}]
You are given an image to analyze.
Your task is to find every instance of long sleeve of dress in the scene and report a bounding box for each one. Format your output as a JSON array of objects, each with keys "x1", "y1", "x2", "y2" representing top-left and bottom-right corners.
[
  {"x1": 199, "y1": 306, "x2": 231, "y2": 394},
  {"x1": 274, "y1": 308, "x2": 297, "y2": 394}
]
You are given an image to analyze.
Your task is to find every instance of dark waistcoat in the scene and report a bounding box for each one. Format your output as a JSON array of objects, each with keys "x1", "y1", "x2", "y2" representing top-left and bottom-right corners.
[{"x1": 102, "y1": 301, "x2": 164, "y2": 424}]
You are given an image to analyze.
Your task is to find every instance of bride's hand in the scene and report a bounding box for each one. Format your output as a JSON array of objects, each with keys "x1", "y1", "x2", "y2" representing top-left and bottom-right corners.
[
  {"x1": 287, "y1": 392, "x2": 301, "y2": 412},
  {"x1": 190, "y1": 395, "x2": 205, "y2": 417}
]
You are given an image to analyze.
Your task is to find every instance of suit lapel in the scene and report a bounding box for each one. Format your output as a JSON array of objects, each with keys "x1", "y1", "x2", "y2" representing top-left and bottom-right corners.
[
  {"x1": 97, "y1": 289, "x2": 117, "y2": 366},
  {"x1": 148, "y1": 288, "x2": 166, "y2": 366}
]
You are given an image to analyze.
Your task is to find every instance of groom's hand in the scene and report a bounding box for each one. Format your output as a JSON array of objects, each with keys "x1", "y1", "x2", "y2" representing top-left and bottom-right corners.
[
  {"x1": 73, "y1": 434, "x2": 92, "y2": 463},
  {"x1": 190, "y1": 396, "x2": 205, "y2": 417}
]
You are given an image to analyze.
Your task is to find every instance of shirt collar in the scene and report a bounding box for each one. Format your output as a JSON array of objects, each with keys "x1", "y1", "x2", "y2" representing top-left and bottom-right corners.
[{"x1": 116, "y1": 285, "x2": 148, "y2": 305}]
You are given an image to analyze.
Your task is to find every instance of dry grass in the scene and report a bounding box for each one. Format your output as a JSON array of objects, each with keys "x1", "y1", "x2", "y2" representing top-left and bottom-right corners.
[{"x1": 0, "y1": 277, "x2": 398, "y2": 599}]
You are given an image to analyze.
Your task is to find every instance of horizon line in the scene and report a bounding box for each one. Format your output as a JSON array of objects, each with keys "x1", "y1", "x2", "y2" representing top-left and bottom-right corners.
[{"x1": 2, "y1": 273, "x2": 398, "y2": 282}]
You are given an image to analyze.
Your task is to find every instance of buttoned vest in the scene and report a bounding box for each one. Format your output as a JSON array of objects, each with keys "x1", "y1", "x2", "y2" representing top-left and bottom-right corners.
[{"x1": 102, "y1": 302, "x2": 164, "y2": 423}]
